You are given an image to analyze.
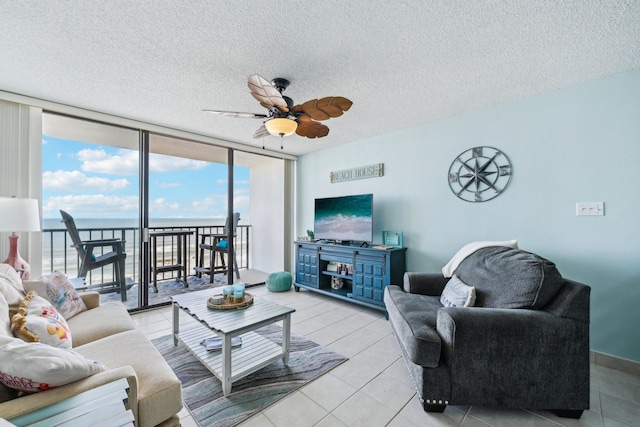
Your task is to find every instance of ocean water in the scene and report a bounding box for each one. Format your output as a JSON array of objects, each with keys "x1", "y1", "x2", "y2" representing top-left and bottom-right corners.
[
  {"x1": 43, "y1": 217, "x2": 225, "y2": 230},
  {"x1": 41, "y1": 217, "x2": 239, "y2": 281},
  {"x1": 314, "y1": 215, "x2": 372, "y2": 242},
  {"x1": 314, "y1": 194, "x2": 373, "y2": 242}
]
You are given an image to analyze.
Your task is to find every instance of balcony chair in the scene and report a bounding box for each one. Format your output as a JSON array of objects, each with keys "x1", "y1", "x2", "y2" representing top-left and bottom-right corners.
[
  {"x1": 195, "y1": 213, "x2": 241, "y2": 283},
  {"x1": 59, "y1": 210, "x2": 128, "y2": 301}
]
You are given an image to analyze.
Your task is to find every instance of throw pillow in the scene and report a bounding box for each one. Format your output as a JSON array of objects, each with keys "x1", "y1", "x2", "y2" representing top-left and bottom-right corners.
[
  {"x1": 440, "y1": 275, "x2": 476, "y2": 307},
  {"x1": 0, "y1": 263, "x2": 27, "y2": 311},
  {"x1": 11, "y1": 291, "x2": 72, "y2": 349},
  {"x1": 26, "y1": 272, "x2": 87, "y2": 319},
  {"x1": 0, "y1": 292, "x2": 12, "y2": 338},
  {"x1": 0, "y1": 335, "x2": 106, "y2": 393}
]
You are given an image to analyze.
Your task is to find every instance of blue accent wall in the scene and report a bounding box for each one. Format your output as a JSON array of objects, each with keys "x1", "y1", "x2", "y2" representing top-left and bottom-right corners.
[{"x1": 296, "y1": 69, "x2": 640, "y2": 362}]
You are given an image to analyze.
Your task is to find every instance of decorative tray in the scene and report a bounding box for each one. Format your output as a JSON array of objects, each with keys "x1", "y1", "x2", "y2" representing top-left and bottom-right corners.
[{"x1": 207, "y1": 292, "x2": 254, "y2": 310}]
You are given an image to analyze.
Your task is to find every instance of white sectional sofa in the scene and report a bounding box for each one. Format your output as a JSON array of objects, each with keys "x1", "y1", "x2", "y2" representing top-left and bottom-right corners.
[{"x1": 0, "y1": 264, "x2": 183, "y2": 427}]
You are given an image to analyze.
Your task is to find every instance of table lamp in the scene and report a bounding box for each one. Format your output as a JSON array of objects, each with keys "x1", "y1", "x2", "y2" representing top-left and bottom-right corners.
[{"x1": 0, "y1": 197, "x2": 41, "y2": 280}]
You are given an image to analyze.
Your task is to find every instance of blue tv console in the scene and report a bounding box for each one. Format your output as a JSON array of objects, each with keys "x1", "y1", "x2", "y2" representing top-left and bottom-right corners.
[{"x1": 294, "y1": 241, "x2": 407, "y2": 311}]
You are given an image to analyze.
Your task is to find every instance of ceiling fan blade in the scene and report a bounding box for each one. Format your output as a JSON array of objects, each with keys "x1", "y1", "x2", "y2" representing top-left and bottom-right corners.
[
  {"x1": 295, "y1": 115, "x2": 329, "y2": 138},
  {"x1": 247, "y1": 74, "x2": 289, "y2": 112},
  {"x1": 252, "y1": 124, "x2": 270, "y2": 139},
  {"x1": 202, "y1": 109, "x2": 267, "y2": 119},
  {"x1": 293, "y1": 96, "x2": 353, "y2": 121}
]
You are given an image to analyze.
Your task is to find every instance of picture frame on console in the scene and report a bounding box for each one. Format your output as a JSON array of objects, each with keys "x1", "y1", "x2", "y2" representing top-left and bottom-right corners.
[{"x1": 382, "y1": 230, "x2": 404, "y2": 247}]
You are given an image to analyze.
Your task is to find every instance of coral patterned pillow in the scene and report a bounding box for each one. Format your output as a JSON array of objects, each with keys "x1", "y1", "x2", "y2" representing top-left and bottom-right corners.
[
  {"x1": 27, "y1": 272, "x2": 87, "y2": 319},
  {"x1": 0, "y1": 335, "x2": 106, "y2": 393},
  {"x1": 11, "y1": 291, "x2": 72, "y2": 348}
]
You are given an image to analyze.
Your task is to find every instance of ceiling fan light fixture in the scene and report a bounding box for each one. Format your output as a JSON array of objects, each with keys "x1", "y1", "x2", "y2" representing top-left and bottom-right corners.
[{"x1": 265, "y1": 117, "x2": 298, "y2": 137}]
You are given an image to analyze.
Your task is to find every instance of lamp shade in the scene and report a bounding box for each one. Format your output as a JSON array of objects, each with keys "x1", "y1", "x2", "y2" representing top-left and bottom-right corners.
[
  {"x1": 0, "y1": 197, "x2": 41, "y2": 232},
  {"x1": 264, "y1": 118, "x2": 298, "y2": 137}
]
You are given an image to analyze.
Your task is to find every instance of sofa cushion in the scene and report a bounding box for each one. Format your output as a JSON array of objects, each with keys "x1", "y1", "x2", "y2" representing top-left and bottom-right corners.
[
  {"x1": 0, "y1": 335, "x2": 107, "y2": 393},
  {"x1": 0, "y1": 264, "x2": 26, "y2": 316},
  {"x1": 0, "y1": 292, "x2": 11, "y2": 338},
  {"x1": 11, "y1": 291, "x2": 72, "y2": 349},
  {"x1": 25, "y1": 273, "x2": 87, "y2": 319},
  {"x1": 442, "y1": 240, "x2": 518, "y2": 277},
  {"x1": 384, "y1": 285, "x2": 442, "y2": 368},
  {"x1": 440, "y1": 275, "x2": 476, "y2": 307},
  {"x1": 66, "y1": 301, "x2": 136, "y2": 347},
  {"x1": 454, "y1": 246, "x2": 563, "y2": 309},
  {"x1": 75, "y1": 329, "x2": 182, "y2": 427}
]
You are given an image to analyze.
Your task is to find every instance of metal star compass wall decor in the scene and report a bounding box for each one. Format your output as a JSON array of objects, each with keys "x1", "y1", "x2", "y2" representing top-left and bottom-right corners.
[{"x1": 448, "y1": 146, "x2": 512, "y2": 202}]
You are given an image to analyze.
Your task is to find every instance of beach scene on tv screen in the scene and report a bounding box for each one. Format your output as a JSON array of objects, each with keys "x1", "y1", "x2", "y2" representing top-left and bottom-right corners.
[{"x1": 314, "y1": 194, "x2": 373, "y2": 242}]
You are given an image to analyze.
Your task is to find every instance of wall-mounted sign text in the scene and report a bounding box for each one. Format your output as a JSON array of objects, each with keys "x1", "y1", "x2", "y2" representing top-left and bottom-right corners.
[{"x1": 330, "y1": 163, "x2": 384, "y2": 183}]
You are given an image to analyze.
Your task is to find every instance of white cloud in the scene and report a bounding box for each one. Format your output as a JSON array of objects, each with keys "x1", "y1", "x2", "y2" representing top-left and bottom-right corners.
[
  {"x1": 43, "y1": 195, "x2": 184, "y2": 218},
  {"x1": 155, "y1": 181, "x2": 181, "y2": 189},
  {"x1": 216, "y1": 179, "x2": 249, "y2": 186},
  {"x1": 149, "y1": 197, "x2": 180, "y2": 213},
  {"x1": 78, "y1": 148, "x2": 138, "y2": 175},
  {"x1": 43, "y1": 194, "x2": 139, "y2": 217},
  {"x1": 234, "y1": 194, "x2": 250, "y2": 211},
  {"x1": 77, "y1": 148, "x2": 209, "y2": 175},
  {"x1": 149, "y1": 154, "x2": 208, "y2": 173},
  {"x1": 186, "y1": 191, "x2": 249, "y2": 218},
  {"x1": 43, "y1": 170, "x2": 129, "y2": 191}
]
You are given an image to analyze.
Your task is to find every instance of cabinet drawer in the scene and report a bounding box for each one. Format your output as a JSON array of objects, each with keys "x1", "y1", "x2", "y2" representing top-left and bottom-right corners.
[{"x1": 319, "y1": 248, "x2": 354, "y2": 264}]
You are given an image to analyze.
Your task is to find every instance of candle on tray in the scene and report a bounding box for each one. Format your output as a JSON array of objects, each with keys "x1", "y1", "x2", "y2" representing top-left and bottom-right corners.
[{"x1": 233, "y1": 289, "x2": 244, "y2": 303}]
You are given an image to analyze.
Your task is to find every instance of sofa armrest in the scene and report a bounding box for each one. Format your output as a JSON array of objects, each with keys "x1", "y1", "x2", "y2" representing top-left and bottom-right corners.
[
  {"x1": 80, "y1": 291, "x2": 101, "y2": 309},
  {"x1": 436, "y1": 307, "x2": 590, "y2": 406},
  {"x1": 403, "y1": 272, "x2": 449, "y2": 296},
  {"x1": 0, "y1": 366, "x2": 138, "y2": 422}
]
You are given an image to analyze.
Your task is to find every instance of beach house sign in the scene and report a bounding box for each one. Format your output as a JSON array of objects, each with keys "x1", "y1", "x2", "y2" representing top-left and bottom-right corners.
[{"x1": 330, "y1": 163, "x2": 384, "y2": 183}]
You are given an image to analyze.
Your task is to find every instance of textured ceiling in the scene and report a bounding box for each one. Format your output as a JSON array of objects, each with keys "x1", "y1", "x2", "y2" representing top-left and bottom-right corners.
[{"x1": 1, "y1": 0, "x2": 639, "y2": 156}]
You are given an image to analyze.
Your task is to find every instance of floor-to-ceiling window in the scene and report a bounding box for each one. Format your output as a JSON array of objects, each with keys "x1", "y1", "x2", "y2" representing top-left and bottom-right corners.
[{"x1": 40, "y1": 112, "x2": 288, "y2": 311}]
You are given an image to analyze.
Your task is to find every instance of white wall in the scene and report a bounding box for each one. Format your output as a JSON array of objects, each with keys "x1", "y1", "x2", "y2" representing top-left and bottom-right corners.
[
  {"x1": 296, "y1": 69, "x2": 640, "y2": 363},
  {"x1": 250, "y1": 157, "x2": 285, "y2": 273}
]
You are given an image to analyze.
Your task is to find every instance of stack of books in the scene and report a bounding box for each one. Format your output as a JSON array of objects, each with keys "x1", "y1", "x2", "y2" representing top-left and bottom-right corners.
[{"x1": 200, "y1": 336, "x2": 242, "y2": 351}]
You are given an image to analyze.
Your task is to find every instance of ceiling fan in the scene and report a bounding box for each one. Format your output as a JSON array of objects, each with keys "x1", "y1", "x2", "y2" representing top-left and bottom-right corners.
[{"x1": 203, "y1": 74, "x2": 353, "y2": 149}]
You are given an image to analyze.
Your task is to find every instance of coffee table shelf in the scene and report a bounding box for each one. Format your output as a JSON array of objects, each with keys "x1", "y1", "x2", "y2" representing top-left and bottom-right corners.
[{"x1": 177, "y1": 322, "x2": 283, "y2": 383}]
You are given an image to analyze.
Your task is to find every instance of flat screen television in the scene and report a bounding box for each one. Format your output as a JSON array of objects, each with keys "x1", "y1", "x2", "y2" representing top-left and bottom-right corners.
[{"x1": 314, "y1": 194, "x2": 373, "y2": 243}]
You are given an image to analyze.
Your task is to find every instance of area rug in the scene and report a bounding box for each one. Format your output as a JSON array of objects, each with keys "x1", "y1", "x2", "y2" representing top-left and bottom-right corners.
[{"x1": 152, "y1": 324, "x2": 348, "y2": 427}]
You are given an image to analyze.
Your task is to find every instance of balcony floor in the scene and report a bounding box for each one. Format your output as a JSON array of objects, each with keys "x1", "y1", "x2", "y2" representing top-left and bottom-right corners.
[{"x1": 98, "y1": 269, "x2": 269, "y2": 310}]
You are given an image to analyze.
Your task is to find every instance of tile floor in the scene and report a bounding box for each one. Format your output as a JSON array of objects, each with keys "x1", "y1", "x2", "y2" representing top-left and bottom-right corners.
[{"x1": 132, "y1": 285, "x2": 640, "y2": 427}]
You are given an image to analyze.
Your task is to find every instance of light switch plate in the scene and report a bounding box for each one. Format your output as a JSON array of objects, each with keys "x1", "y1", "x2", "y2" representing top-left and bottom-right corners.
[{"x1": 576, "y1": 202, "x2": 604, "y2": 216}]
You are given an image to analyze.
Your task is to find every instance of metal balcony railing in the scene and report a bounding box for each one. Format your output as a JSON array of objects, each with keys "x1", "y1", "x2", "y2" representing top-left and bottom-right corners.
[{"x1": 42, "y1": 224, "x2": 251, "y2": 287}]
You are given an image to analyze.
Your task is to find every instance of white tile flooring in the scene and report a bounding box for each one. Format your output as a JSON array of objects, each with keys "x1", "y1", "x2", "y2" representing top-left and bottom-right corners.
[{"x1": 132, "y1": 285, "x2": 640, "y2": 427}]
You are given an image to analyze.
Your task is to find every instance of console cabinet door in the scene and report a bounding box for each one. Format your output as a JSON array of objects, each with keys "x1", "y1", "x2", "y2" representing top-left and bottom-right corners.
[
  {"x1": 353, "y1": 253, "x2": 386, "y2": 306},
  {"x1": 296, "y1": 246, "x2": 319, "y2": 288}
]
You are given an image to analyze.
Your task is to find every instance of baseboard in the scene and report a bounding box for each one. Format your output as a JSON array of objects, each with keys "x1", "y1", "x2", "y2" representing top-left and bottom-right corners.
[{"x1": 590, "y1": 350, "x2": 640, "y2": 376}]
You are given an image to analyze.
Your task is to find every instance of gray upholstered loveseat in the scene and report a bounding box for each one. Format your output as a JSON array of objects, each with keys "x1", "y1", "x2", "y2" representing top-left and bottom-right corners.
[{"x1": 384, "y1": 246, "x2": 590, "y2": 418}]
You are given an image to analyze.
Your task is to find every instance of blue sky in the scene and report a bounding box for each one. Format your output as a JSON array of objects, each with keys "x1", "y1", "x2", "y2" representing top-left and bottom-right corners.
[{"x1": 41, "y1": 136, "x2": 249, "y2": 221}]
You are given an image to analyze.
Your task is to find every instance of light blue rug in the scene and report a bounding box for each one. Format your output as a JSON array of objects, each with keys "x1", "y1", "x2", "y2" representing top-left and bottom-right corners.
[{"x1": 152, "y1": 324, "x2": 347, "y2": 427}]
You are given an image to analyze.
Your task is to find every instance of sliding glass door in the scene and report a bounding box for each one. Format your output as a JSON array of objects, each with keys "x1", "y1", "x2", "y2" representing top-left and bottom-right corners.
[
  {"x1": 145, "y1": 134, "x2": 249, "y2": 306},
  {"x1": 41, "y1": 113, "x2": 141, "y2": 306}
]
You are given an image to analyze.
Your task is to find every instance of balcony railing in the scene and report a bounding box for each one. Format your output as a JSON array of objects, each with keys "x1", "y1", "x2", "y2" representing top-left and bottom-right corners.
[{"x1": 42, "y1": 224, "x2": 251, "y2": 287}]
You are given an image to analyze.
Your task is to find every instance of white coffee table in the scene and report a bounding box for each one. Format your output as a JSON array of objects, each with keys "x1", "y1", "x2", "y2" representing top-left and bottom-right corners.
[{"x1": 171, "y1": 289, "x2": 295, "y2": 396}]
